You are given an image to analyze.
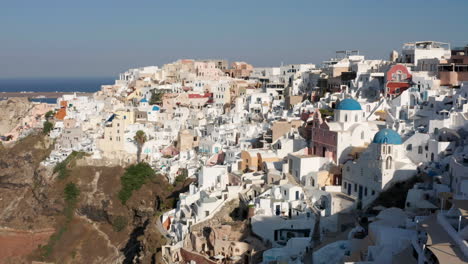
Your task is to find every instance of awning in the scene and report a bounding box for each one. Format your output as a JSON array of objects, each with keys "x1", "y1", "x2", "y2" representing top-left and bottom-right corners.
[
  {"x1": 421, "y1": 215, "x2": 468, "y2": 264},
  {"x1": 413, "y1": 199, "x2": 437, "y2": 209},
  {"x1": 452, "y1": 199, "x2": 468, "y2": 214}
]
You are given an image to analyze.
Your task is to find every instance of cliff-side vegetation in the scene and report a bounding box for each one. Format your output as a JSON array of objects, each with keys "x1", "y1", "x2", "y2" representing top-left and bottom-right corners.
[
  {"x1": 39, "y1": 183, "x2": 80, "y2": 259},
  {"x1": 118, "y1": 162, "x2": 155, "y2": 205},
  {"x1": 53, "y1": 151, "x2": 87, "y2": 180}
]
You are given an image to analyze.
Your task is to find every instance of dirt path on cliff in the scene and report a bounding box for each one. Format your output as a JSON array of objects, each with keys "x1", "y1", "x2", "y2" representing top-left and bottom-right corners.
[{"x1": 75, "y1": 214, "x2": 124, "y2": 263}]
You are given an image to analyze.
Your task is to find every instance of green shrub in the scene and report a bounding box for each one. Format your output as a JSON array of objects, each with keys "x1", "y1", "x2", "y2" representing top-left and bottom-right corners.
[
  {"x1": 112, "y1": 216, "x2": 128, "y2": 232},
  {"x1": 39, "y1": 226, "x2": 66, "y2": 258},
  {"x1": 149, "y1": 90, "x2": 165, "y2": 105},
  {"x1": 64, "y1": 183, "x2": 80, "y2": 203},
  {"x1": 118, "y1": 163, "x2": 155, "y2": 204},
  {"x1": 41, "y1": 183, "x2": 79, "y2": 259},
  {"x1": 319, "y1": 108, "x2": 334, "y2": 118},
  {"x1": 54, "y1": 151, "x2": 86, "y2": 180},
  {"x1": 45, "y1": 110, "x2": 54, "y2": 120},
  {"x1": 54, "y1": 161, "x2": 68, "y2": 179},
  {"x1": 43, "y1": 121, "x2": 54, "y2": 134},
  {"x1": 174, "y1": 168, "x2": 188, "y2": 185}
]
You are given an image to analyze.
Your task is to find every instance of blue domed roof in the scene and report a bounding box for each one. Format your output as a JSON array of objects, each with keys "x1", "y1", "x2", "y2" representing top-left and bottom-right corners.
[
  {"x1": 336, "y1": 98, "x2": 362, "y2": 111},
  {"x1": 140, "y1": 98, "x2": 148, "y2": 103},
  {"x1": 152, "y1": 105, "x2": 160, "y2": 111},
  {"x1": 373, "y1": 129, "x2": 402, "y2": 145}
]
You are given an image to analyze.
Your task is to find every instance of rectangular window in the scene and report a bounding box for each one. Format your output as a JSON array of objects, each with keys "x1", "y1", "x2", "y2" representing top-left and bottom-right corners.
[
  {"x1": 354, "y1": 184, "x2": 357, "y2": 192},
  {"x1": 364, "y1": 187, "x2": 368, "y2": 196}
]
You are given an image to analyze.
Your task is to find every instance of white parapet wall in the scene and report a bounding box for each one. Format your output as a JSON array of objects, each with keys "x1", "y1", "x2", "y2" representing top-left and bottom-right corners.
[{"x1": 437, "y1": 212, "x2": 468, "y2": 259}]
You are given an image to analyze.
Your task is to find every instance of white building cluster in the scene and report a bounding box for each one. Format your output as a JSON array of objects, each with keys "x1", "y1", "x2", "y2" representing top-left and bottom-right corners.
[{"x1": 40, "y1": 42, "x2": 468, "y2": 263}]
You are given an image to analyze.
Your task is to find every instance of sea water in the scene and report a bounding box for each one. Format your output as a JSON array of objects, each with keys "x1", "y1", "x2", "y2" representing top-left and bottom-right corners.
[{"x1": 0, "y1": 77, "x2": 114, "y2": 93}]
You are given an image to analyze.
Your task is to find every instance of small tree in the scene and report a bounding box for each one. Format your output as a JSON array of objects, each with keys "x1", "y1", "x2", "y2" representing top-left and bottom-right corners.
[
  {"x1": 134, "y1": 130, "x2": 147, "y2": 163},
  {"x1": 149, "y1": 90, "x2": 165, "y2": 105},
  {"x1": 64, "y1": 183, "x2": 80, "y2": 203},
  {"x1": 175, "y1": 168, "x2": 188, "y2": 185},
  {"x1": 43, "y1": 121, "x2": 54, "y2": 134},
  {"x1": 45, "y1": 110, "x2": 54, "y2": 120}
]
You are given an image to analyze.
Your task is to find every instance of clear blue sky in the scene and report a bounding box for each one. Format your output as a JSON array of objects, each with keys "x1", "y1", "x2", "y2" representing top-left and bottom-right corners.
[{"x1": 1, "y1": 0, "x2": 467, "y2": 78}]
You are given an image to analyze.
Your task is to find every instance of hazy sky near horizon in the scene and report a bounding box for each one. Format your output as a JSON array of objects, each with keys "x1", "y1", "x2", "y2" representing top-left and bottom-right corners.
[{"x1": 1, "y1": 0, "x2": 467, "y2": 78}]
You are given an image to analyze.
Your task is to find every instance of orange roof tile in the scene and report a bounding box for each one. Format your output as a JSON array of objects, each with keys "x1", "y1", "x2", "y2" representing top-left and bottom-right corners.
[{"x1": 55, "y1": 108, "x2": 66, "y2": 120}]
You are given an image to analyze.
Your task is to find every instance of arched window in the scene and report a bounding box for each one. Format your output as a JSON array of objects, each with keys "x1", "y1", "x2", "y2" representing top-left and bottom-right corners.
[
  {"x1": 388, "y1": 146, "x2": 391, "y2": 154},
  {"x1": 382, "y1": 147, "x2": 386, "y2": 154},
  {"x1": 386, "y1": 156, "x2": 392, "y2": 170},
  {"x1": 345, "y1": 114, "x2": 348, "y2": 122},
  {"x1": 355, "y1": 115, "x2": 358, "y2": 122},
  {"x1": 361, "y1": 131, "x2": 364, "y2": 140},
  {"x1": 406, "y1": 144, "x2": 412, "y2": 151}
]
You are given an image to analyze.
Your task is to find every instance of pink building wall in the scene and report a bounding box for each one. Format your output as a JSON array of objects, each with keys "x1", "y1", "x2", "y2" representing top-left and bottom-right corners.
[
  {"x1": 194, "y1": 61, "x2": 223, "y2": 80},
  {"x1": 309, "y1": 111, "x2": 338, "y2": 162}
]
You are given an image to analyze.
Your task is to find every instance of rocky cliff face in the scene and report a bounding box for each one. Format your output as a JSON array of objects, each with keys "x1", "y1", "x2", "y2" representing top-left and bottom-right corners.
[
  {"x1": 0, "y1": 133, "x2": 187, "y2": 264},
  {"x1": 0, "y1": 98, "x2": 33, "y2": 135},
  {"x1": 0, "y1": 134, "x2": 55, "y2": 229}
]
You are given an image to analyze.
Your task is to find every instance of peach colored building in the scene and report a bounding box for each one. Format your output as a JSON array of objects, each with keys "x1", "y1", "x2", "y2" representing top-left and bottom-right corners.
[
  {"x1": 177, "y1": 129, "x2": 199, "y2": 152},
  {"x1": 63, "y1": 118, "x2": 76, "y2": 129},
  {"x1": 240, "y1": 150, "x2": 280, "y2": 172},
  {"x1": 225, "y1": 61, "x2": 253, "y2": 79},
  {"x1": 439, "y1": 45, "x2": 468, "y2": 87},
  {"x1": 5, "y1": 102, "x2": 53, "y2": 141},
  {"x1": 194, "y1": 61, "x2": 224, "y2": 80},
  {"x1": 271, "y1": 119, "x2": 303, "y2": 142},
  {"x1": 162, "y1": 93, "x2": 212, "y2": 109}
]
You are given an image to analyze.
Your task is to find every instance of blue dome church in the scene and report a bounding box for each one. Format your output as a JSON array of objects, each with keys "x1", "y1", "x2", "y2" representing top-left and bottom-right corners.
[
  {"x1": 372, "y1": 128, "x2": 403, "y2": 145},
  {"x1": 334, "y1": 98, "x2": 366, "y2": 129},
  {"x1": 310, "y1": 97, "x2": 380, "y2": 165},
  {"x1": 336, "y1": 98, "x2": 362, "y2": 111},
  {"x1": 341, "y1": 127, "x2": 416, "y2": 207}
]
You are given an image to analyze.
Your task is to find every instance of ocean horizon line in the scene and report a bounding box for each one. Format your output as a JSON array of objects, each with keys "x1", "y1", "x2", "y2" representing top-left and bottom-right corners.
[
  {"x1": 0, "y1": 77, "x2": 116, "y2": 93},
  {"x1": 0, "y1": 76, "x2": 116, "y2": 80}
]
